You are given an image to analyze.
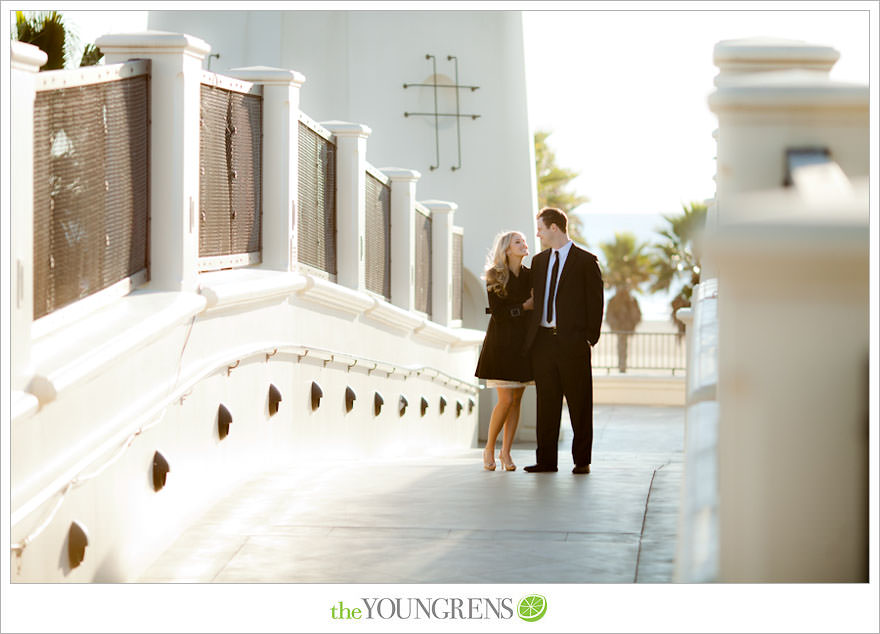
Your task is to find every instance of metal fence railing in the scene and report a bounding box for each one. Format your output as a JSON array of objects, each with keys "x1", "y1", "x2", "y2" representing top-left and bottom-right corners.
[
  {"x1": 198, "y1": 72, "x2": 263, "y2": 271},
  {"x1": 297, "y1": 114, "x2": 337, "y2": 278},
  {"x1": 452, "y1": 229, "x2": 463, "y2": 321},
  {"x1": 591, "y1": 330, "x2": 687, "y2": 375},
  {"x1": 364, "y1": 165, "x2": 391, "y2": 299},
  {"x1": 32, "y1": 60, "x2": 151, "y2": 321},
  {"x1": 414, "y1": 203, "x2": 433, "y2": 317}
]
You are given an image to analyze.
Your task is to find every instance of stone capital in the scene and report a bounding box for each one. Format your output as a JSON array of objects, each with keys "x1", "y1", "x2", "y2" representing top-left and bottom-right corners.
[
  {"x1": 321, "y1": 121, "x2": 372, "y2": 138},
  {"x1": 96, "y1": 31, "x2": 211, "y2": 59},
  {"x1": 11, "y1": 41, "x2": 48, "y2": 72},
  {"x1": 227, "y1": 66, "x2": 306, "y2": 87},
  {"x1": 380, "y1": 167, "x2": 422, "y2": 182},
  {"x1": 420, "y1": 200, "x2": 458, "y2": 215}
]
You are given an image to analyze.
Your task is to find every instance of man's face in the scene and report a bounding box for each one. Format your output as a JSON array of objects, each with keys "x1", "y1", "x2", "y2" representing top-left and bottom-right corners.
[{"x1": 536, "y1": 218, "x2": 553, "y2": 250}]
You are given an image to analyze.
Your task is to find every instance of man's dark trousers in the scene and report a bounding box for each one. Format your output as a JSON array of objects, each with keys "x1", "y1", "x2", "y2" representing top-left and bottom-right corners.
[{"x1": 531, "y1": 328, "x2": 593, "y2": 467}]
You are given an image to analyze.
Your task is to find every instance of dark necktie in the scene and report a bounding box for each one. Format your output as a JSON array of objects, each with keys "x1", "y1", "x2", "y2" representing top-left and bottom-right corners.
[{"x1": 546, "y1": 251, "x2": 559, "y2": 323}]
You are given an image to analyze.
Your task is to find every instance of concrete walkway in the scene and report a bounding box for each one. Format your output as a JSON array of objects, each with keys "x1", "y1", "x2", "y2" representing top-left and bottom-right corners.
[{"x1": 140, "y1": 405, "x2": 684, "y2": 583}]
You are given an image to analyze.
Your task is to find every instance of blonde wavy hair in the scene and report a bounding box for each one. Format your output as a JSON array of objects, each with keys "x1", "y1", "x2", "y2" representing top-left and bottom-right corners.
[{"x1": 483, "y1": 231, "x2": 524, "y2": 298}]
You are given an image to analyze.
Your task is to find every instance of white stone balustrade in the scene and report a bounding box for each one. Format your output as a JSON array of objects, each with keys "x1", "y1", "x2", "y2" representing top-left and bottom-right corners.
[
  {"x1": 693, "y1": 35, "x2": 869, "y2": 583},
  {"x1": 96, "y1": 32, "x2": 210, "y2": 293},
  {"x1": 9, "y1": 30, "x2": 480, "y2": 584}
]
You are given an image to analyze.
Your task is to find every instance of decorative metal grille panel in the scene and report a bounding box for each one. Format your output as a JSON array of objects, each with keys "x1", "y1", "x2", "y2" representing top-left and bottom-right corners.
[
  {"x1": 199, "y1": 84, "x2": 262, "y2": 261},
  {"x1": 33, "y1": 74, "x2": 150, "y2": 320},
  {"x1": 365, "y1": 172, "x2": 391, "y2": 299},
  {"x1": 415, "y1": 207, "x2": 432, "y2": 316},
  {"x1": 297, "y1": 121, "x2": 337, "y2": 275},
  {"x1": 452, "y1": 232, "x2": 463, "y2": 321}
]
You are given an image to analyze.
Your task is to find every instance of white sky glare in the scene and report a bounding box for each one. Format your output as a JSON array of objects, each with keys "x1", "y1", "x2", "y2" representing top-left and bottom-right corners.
[{"x1": 522, "y1": 8, "x2": 871, "y2": 216}]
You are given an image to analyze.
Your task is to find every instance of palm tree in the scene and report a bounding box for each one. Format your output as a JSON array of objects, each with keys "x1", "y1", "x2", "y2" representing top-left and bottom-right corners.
[
  {"x1": 13, "y1": 11, "x2": 68, "y2": 70},
  {"x1": 534, "y1": 129, "x2": 590, "y2": 247},
  {"x1": 12, "y1": 11, "x2": 102, "y2": 69},
  {"x1": 600, "y1": 232, "x2": 654, "y2": 373},
  {"x1": 649, "y1": 202, "x2": 707, "y2": 335}
]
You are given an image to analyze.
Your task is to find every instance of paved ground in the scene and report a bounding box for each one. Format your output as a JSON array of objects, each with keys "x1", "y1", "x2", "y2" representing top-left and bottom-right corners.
[{"x1": 140, "y1": 405, "x2": 684, "y2": 583}]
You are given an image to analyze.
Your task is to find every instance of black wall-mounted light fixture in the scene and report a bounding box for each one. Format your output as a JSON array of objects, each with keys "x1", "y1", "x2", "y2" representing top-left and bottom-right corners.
[
  {"x1": 456, "y1": 400, "x2": 463, "y2": 417},
  {"x1": 218, "y1": 404, "x2": 233, "y2": 440},
  {"x1": 420, "y1": 397, "x2": 429, "y2": 417},
  {"x1": 345, "y1": 386, "x2": 357, "y2": 413},
  {"x1": 268, "y1": 384, "x2": 283, "y2": 416},
  {"x1": 399, "y1": 395, "x2": 408, "y2": 416},
  {"x1": 439, "y1": 396, "x2": 447, "y2": 415},
  {"x1": 374, "y1": 392, "x2": 384, "y2": 416},
  {"x1": 152, "y1": 451, "x2": 171, "y2": 492},
  {"x1": 68, "y1": 521, "x2": 89, "y2": 570},
  {"x1": 468, "y1": 398, "x2": 475, "y2": 414},
  {"x1": 311, "y1": 381, "x2": 323, "y2": 411}
]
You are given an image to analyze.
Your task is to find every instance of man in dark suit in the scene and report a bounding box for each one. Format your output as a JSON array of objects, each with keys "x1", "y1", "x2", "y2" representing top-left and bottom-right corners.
[{"x1": 523, "y1": 207, "x2": 604, "y2": 474}]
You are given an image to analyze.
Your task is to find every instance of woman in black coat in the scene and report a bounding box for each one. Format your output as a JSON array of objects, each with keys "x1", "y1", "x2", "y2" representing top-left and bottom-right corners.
[{"x1": 474, "y1": 231, "x2": 535, "y2": 471}]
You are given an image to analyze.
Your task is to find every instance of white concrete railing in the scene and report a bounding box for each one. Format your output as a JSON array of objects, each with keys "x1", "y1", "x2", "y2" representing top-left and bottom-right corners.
[
  {"x1": 9, "y1": 34, "x2": 482, "y2": 582},
  {"x1": 677, "y1": 36, "x2": 869, "y2": 583}
]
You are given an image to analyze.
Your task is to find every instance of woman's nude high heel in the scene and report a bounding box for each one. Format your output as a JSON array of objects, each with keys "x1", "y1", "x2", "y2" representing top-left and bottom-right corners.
[
  {"x1": 483, "y1": 448, "x2": 496, "y2": 471},
  {"x1": 498, "y1": 453, "x2": 516, "y2": 471}
]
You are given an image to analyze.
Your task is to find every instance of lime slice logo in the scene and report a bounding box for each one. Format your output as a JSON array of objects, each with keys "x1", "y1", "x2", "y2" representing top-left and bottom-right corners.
[{"x1": 517, "y1": 594, "x2": 547, "y2": 622}]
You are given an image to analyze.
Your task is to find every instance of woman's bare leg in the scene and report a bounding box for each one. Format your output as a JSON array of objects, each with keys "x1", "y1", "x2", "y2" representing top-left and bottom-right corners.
[
  {"x1": 483, "y1": 388, "x2": 515, "y2": 468},
  {"x1": 499, "y1": 387, "x2": 525, "y2": 467}
]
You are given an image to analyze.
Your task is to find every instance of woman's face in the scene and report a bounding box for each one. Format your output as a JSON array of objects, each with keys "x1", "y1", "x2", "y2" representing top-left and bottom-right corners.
[{"x1": 506, "y1": 233, "x2": 529, "y2": 259}]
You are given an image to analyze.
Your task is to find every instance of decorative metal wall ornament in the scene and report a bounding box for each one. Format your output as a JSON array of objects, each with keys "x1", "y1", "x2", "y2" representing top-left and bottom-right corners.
[
  {"x1": 268, "y1": 384, "x2": 283, "y2": 416},
  {"x1": 404, "y1": 54, "x2": 480, "y2": 171},
  {"x1": 217, "y1": 404, "x2": 233, "y2": 439},
  {"x1": 67, "y1": 521, "x2": 89, "y2": 569},
  {"x1": 152, "y1": 451, "x2": 171, "y2": 492},
  {"x1": 311, "y1": 382, "x2": 323, "y2": 411}
]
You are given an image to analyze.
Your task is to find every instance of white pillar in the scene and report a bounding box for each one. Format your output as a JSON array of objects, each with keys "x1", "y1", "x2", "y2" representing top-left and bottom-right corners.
[
  {"x1": 381, "y1": 168, "x2": 421, "y2": 312},
  {"x1": 96, "y1": 32, "x2": 210, "y2": 292},
  {"x1": 322, "y1": 121, "x2": 371, "y2": 291},
  {"x1": 227, "y1": 66, "x2": 306, "y2": 271},
  {"x1": 422, "y1": 200, "x2": 457, "y2": 326},
  {"x1": 10, "y1": 41, "x2": 47, "y2": 392},
  {"x1": 708, "y1": 203, "x2": 868, "y2": 582}
]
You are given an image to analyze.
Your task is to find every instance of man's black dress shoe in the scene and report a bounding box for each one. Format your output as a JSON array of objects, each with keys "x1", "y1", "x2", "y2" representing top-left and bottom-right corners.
[
  {"x1": 572, "y1": 464, "x2": 591, "y2": 474},
  {"x1": 523, "y1": 464, "x2": 558, "y2": 473}
]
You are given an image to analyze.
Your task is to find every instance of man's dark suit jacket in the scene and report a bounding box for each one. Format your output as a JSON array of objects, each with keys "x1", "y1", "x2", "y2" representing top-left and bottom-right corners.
[{"x1": 523, "y1": 243, "x2": 605, "y2": 353}]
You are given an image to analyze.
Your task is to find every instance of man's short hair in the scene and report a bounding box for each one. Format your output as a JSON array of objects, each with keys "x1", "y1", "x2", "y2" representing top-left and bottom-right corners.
[{"x1": 537, "y1": 207, "x2": 568, "y2": 233}]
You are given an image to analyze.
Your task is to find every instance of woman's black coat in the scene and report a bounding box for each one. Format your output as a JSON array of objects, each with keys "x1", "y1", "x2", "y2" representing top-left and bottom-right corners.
[{"x1": 474, "y1": 266, "x2": 534, "y2": 382}]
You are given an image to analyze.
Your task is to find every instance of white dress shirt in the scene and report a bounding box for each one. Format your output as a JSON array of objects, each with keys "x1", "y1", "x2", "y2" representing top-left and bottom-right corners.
[{"x1": 540, "y1": 240, "x2": 574, "y2": 328}]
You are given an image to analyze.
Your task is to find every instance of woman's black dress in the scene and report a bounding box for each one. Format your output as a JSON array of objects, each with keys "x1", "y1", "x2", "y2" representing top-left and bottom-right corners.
[{"x1": 474, "y1": 266, "x2": 534, "y2": 382}]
